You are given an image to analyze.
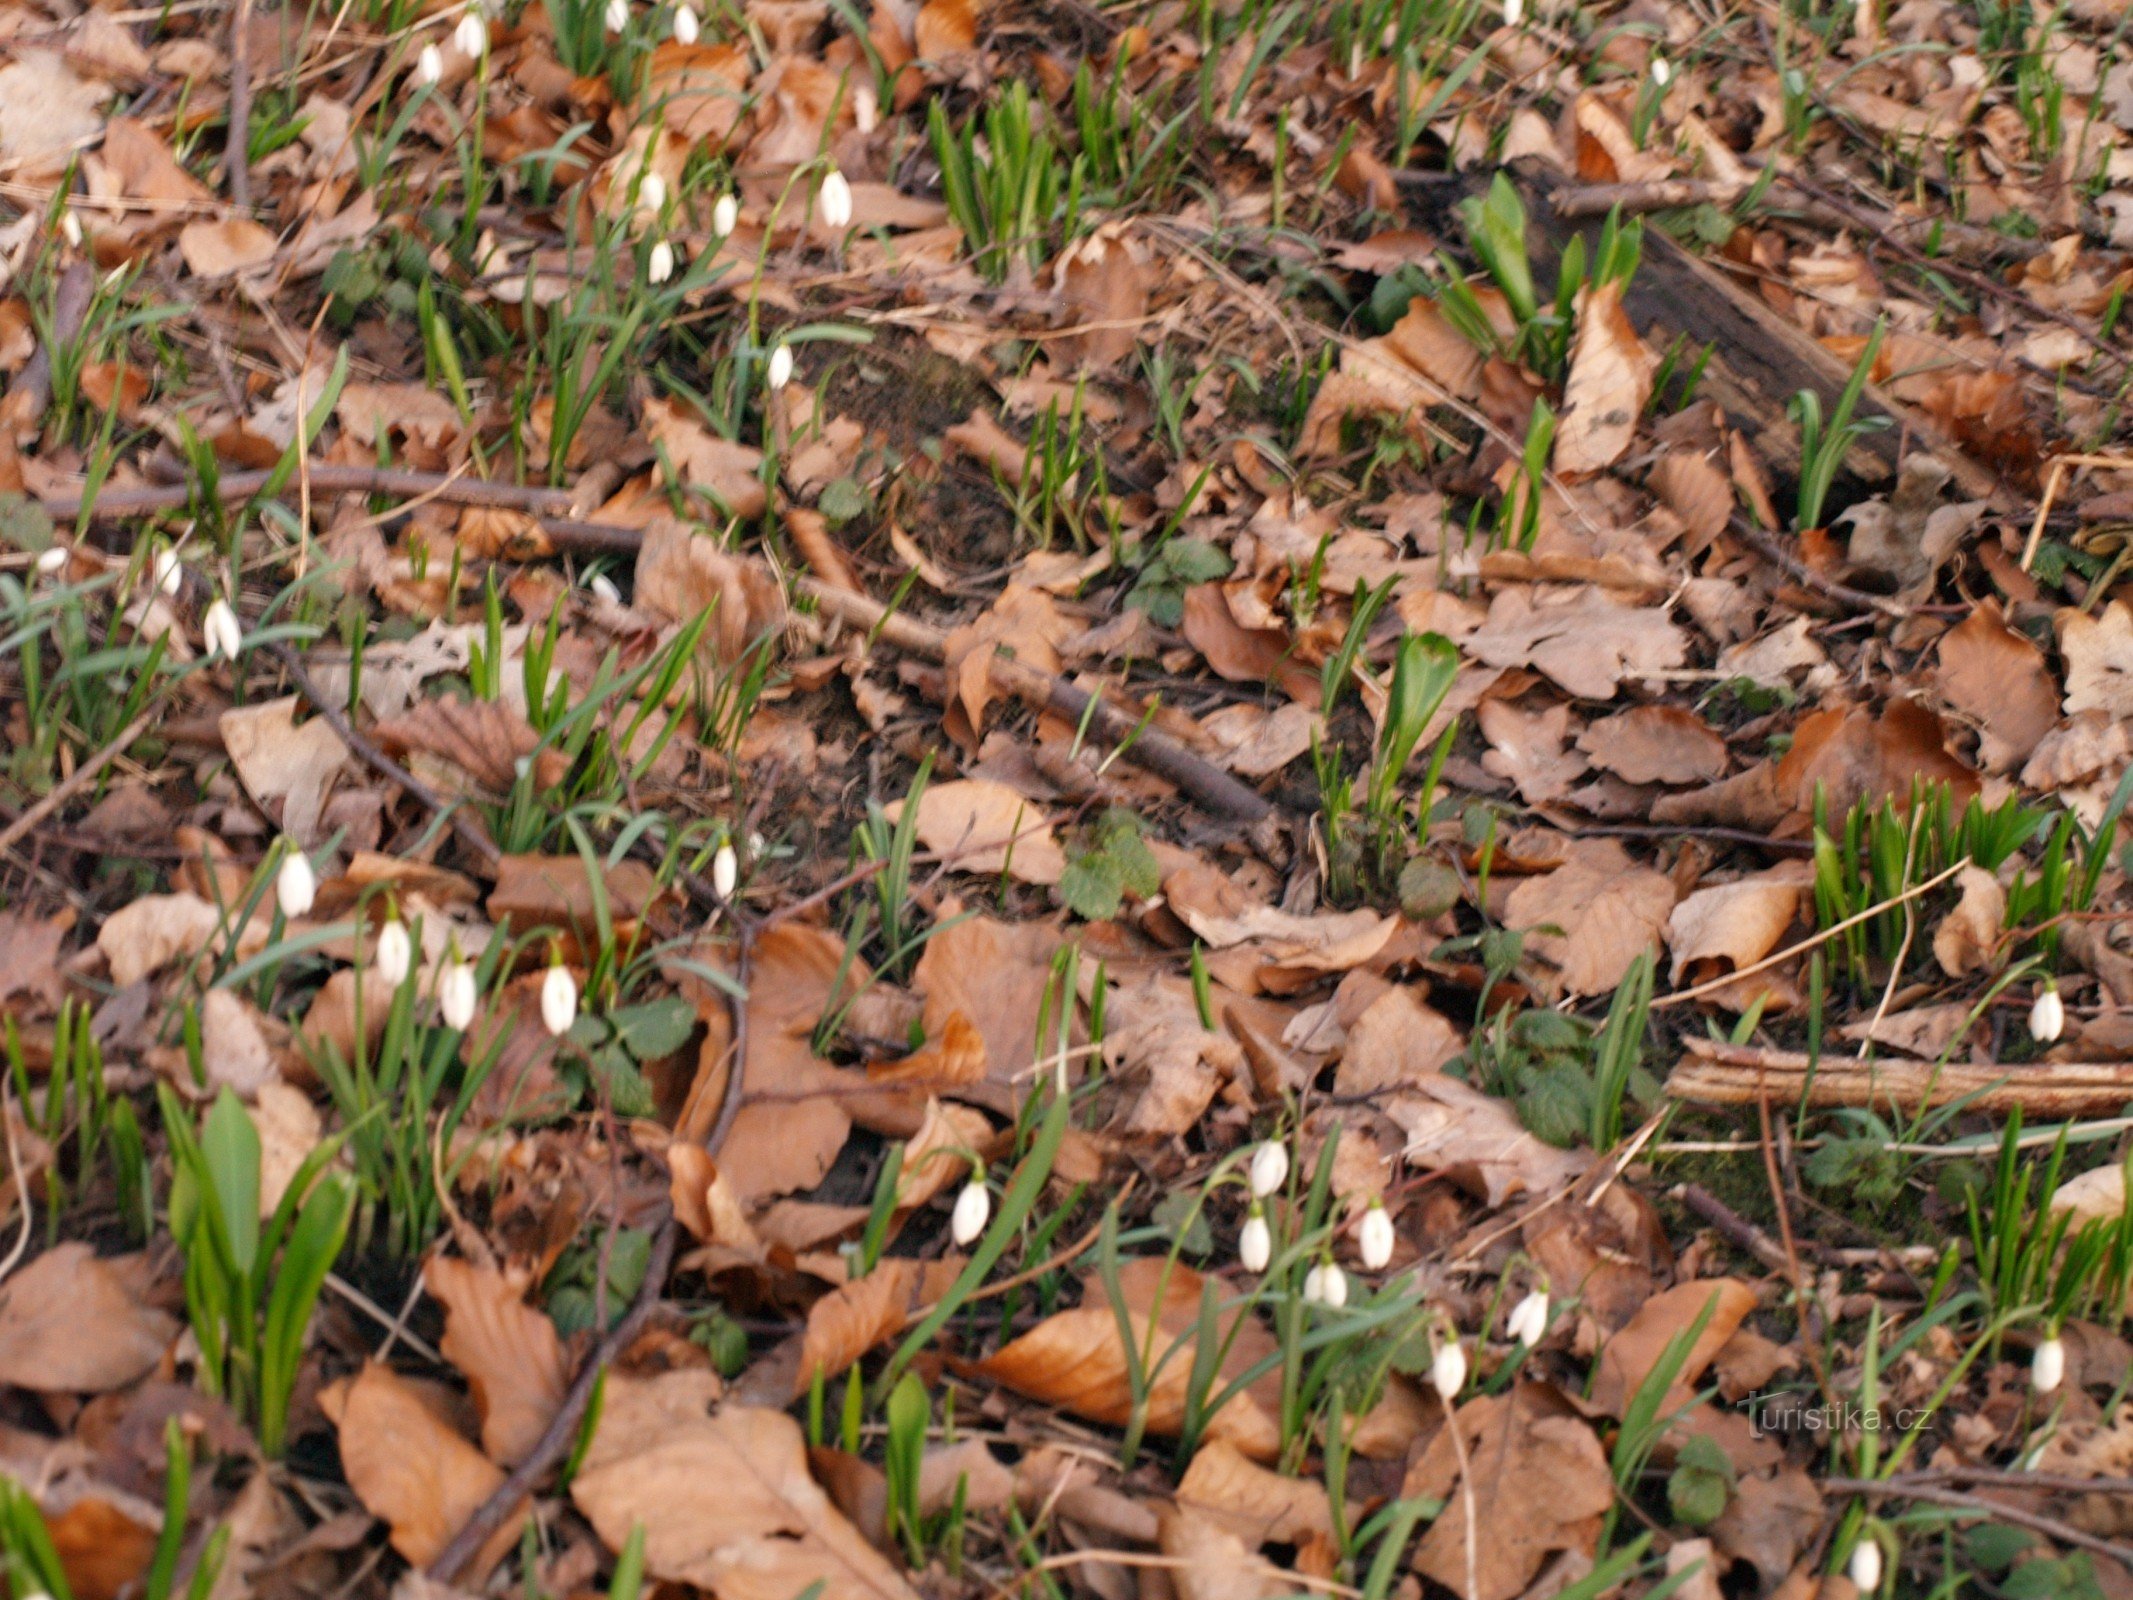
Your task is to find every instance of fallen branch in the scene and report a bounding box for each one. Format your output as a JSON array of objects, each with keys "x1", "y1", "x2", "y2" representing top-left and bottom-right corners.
[
  {"x1": 1670, "y1": 1038, "x2": 2133, "y2": 1116},
  {"x1": 1822, "y1": 1475, "x2": 2133, "y2": 1573}
]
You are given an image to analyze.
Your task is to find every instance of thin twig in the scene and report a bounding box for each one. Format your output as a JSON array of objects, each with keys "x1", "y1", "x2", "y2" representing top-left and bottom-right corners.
[
  {"x1": 1727, "y1": 514, "x2": 1909, "y2": 618},
  {"x1": 226, "y1": 0, "x2": 254, "y2": 211},
  {"x1": 1822, "y1": 1477, "x2": 2133, "y2": 1571}
]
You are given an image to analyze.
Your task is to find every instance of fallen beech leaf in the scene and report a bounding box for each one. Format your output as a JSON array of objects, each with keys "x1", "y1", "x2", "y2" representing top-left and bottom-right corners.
[
  {"x1": 375, "y1": 698, "x2": 568, "y2": 799},
  {"x1": 1710, "y1": 1467, "x2": 1823, "y2": 1588},
  {"x1": 570, "y1": 1369, "x2": 920, "y2": 1600},
  {"x1": 1163, "y1": 861, "x2": 1390, "y2": 954},
  {"x1": 426, "y1": 1256, "x2": 570, "y2": 1467},
  {"x1": 892, "y1": 1096, "x2": 993, "y2": 1209},
  {"x1": 1503, "y1": 839, "x2": 1677, "y2": 997},
  {"x1": 939, "y1": 584, "x2": 1074, "y2": 735},
  {"x1": 633, "y1": 517, "x2": 786, "y2": 666},
  {"x1": 796, "y1": 1258, "x2": 960, "y2": 1396},
  {"x1": 199, "y1": 988, "x2": 280, "y2": 1096},
  {"x1": 1158, "y1": 1506, "x2": 1289, "y2": 1600},
  {"x1": 1936, "y1": 600, "x2": 2057, "y2": 771},
  {"x1": 1401, "y1": 1382, "x2": 1613, "y2": 1600},
  {"x1": 886, "y1": 779, "x2": 1066, "y2": 884},
  {"x1": 486, "y1": 853, "x2": 664, "y2": 947},
  {"x1": 1553, "y1": 280, "x2": 1652, "y2": 474},
  {"x1": 1196, "y1": 702, "x2": 1320, "y2": 778},
  {"x1": 1477, "y1": 699, "x2": 1588, "y2": 803},
  {"x1": 1589, "y1": 1279, "x2": 1757, "y2": 1417},
  {"x1": 1176, "y1": 1439, "x2": 1333, "y2": 1548},
  {"x1": 0, "y1": 53, "x2": 108, "y2": 176},
  {"x1": 0, "y1": 905, "x2": 73, "y2": 1009},
  {"x1": 1333, "y1": 986, "x2": 1463, "y2": 1096},
  {"x1": 1648, "y1": 451, "x2": 1734, "y2": 545},
  {"x1": 39, "y1": 1477, "x2": 158, "y2": 1600},
  {"x1": 179, "y1": 218, "x2": 277, "y2": 279},
  {"x1": 1180, "y1": 585, "x2": 1319, "y2": 704},
  {"x1": 918, "y1": 1439, "x2": 1014, "y2": 1517},
  {"x1": 1932, "y1": 863, "x2": 2006, "y2": 978},
  {"x1": 1102, "y1": 969, "x2": 1245, "y2": 1137},
  {"x1": 1384, "y1": 1075, "x2": 1589, "y2": 1207},
  {"x1": 915, "y1": 913, "x2": 1071, "y2": 1100},
  {"x1": 717, "y1": 1095, "x2": 853, "y2": 1203},
  {"x1": 255, "y1": 1081, "x2": 322, "y2": 1217},
  {"x1": 220, "y1": 696, "x2": 352, "y2": 845},
  {"x1": 977, "y1": 1259, "x2": 1283, "y2": 1459},
  {"x1": 943, "y1": 409, "x2": 1028, "y2": 484},
  {"x1": 1466, "y1": 587, "x2": 1688, "y2": 700},
  {"x1": 97, "y1": 892, "x2": 262, "y2": 988},
  {"x1": 641, "y1": 398, "x2": 769, "y2": 516},
  {"x1": 1578, "y1": 705, "x2": 1729, "y2": 787},
  {"x1": 870, "y1": 1012, "x2": 988, "y2": 1090},
  {"x1": 322, "y1": 1362, "x2": 525, "y2": 1577},
  {"x1": 1666, "y1": 866, "x2": 1810, "y2": 984},
  {"x1": 0, "y1": 1244, "x2": 175, "y2": 1392},
  {"x1": 1054, "y1": 224, "x2": 1149, "y2": 369},
  {"x1": 2061, "y1": 600, "x2": 2133, "y2": 720}
]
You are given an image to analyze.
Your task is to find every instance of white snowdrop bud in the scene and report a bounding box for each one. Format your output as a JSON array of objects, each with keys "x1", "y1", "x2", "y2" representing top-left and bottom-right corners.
[
  {"x1": 415, "y1": 43, "x2": 445, "y2": 84},
  {"x1": 2029, "y1": 984, "x2": 2064, "y2": 1043},
  {"x1": 1502, "y1": 0, "x2": 1523, "y2": 25},
  {"x1": 2033, "y1": 1335, "x2": 2066, "y2": 1395},
  {"x1": 1238, "y1": 1205, "x2": 1271, "y2": 1273},
  {"x1": 604, "y1": 0, "x2": 628, "y2": 31},
  {"x1": 766, "y1": 342, "x2": 793, "y2": 390},
  {"x1": 454, "y1": 9, "x2": 487, "y2": 57},
  {"x1": 35, "y1": 546, "x2": 67, "y2": 577},
  {"x1": 153, "y1": 548, "x2": 183, "y2": 597},
  {"x1": 540, "y1": 961, "x2": 578, "y2": 1035},
  {"x1": 275, "y1": 844, "x2": 316, "y2": 918},
  {"x1": 1248, "y1": 1140, "x2": 1289, "y2": 1198},
  {"x1": 202, "y1": 598, "x2": 243, "y2": 661},
  {"x1": 646, "y1": 239, "x2": 675, "y2": 283},
  {"x1": 1303, "y1": 1261, "x2": 1346, "y2": 1309},
  {"x1": 819, "y1": 167, "x2": 853, "y2": 230},
  {"x1": 1301, "y1": 1263, "x2": 1327, "y2": 1305},
  {"x1": 1650, "y1": 53, "x2": 1671, "y2": 85},
  {"x1": 951, "y1": 1175, "x2": 990, "y2": 1245},
  {"x1": 671, "y1": 3, "x2": 698, "y2": 42},
  {"x1": 589, "y1": 571, "x2": 622, "y2": 604},
  {"x1": 638, "y1": 171, "x2": 667, "y2": 214},
  {"x1": 60, "y1": 210, "x2": 82, "y2": 248},
  {"x1": 711, "y1": 192, "x2": 738, "y2": 236},
  {"x1": 1847, "y1": 1538, "x2": 1883, "y2": 1594},
  {"x1": 1507, "y1": 1289, "x2": 1550, "y2": 1346},
  {"x1": 1358, "y1": 1200, "x2": 1394, "y2": 1270},
  {"x1": 439, "y1": 959, "x2": 479, "y2": 1030},
  {"x1": 712, "y1": 842, "x2": 738, "y2": 899},
  {"x1": 1431, "y1": 1340, "x2": 1468, "y2": 1400},
  {"x1": 374, "y1": 920, "x2": 412, "y2": 986}
]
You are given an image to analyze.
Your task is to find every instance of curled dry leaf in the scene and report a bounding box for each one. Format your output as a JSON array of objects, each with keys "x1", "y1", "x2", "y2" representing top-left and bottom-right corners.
[
  {"x1": 885, "y1": 778, "x2": 1066, "y2": 884},
  {"x1": 977, "y1": 1258, "x2": 1283, "y2": 1460},
  {"x1": 1384, "y1": 1074, "x2": 1588, "y2": 1208},
  {"x1": 1931, "y1": 863, "x2": 2007, "y2": 978},
  {"x1": 0, "y1": 905, "x2": 71, "y2": 1010},
  {"x1": 1176, "y1": 1438, "x2": 1333, "y2": 1549},
  {"x1": 915, "y1": 913, "x2": 1072, "y2": 1101},
  {"x1": 255, "y1": 1081, "x2": 323, "y2": 1217},
  {"x1": 1163, "y1": 861, "x2": 1390, "y2": 955},
  {"x1": 0, "y1": 1244, "x2": 175, "y2": 1393},
  {"x1": 425, "y1": 1256, "x2": 570, "y2": 1468},
  {"x1": 893, "y1": 1096, "x2": 993, "y2": 1210},
  {"x1": 868, "y1": 1011, "x2": 988, "y2": 1089},
  {"x1": 943, "y1": 410, "x2": 1029, "y2": 484},
  {"x1": 641, "y1": 398, "x2": 769, "y2": 516},
  {"x1": 1465, "y1": 587, "x2": 1689, "y2": 700},
  {"x1": 570, "y1": 1369, "x2": 921, "y2": 1600},
  {"x1": 1332, "y1": 986, "x2": 1463, "y2": 1096},
  {"x1": 220, "y1": 697, "x2": 352, "y2": 846},
  {"x1": 1935, "y1": 600, "x2": 2058, "y2": 771},
  {"x1": 1665, "y1": 865, "x2": 1810, "y2": 984},
  {"x1": 1588, "y1": 1279, "x2": 1757, "y2": 1417},
  {"x1": 2061, "y1": 600, "x2": 2133, "y2": 720},
  {"x1": 375, "y1": 699, "x2": 569, "y2": 799},
  {"x1": 1157, "y1": 1506, "x2": 1291, "y2": 1600},
  {"x1": 633, "y1": 518, "x2": 785, "y2": 666},
  {"x1": 1553, "y1": 280, "x2": 1653, "y2": 475},
  {"x1": 1502, "y1": 839, "x2": 1677, "y2": 997},
  {"x1": 795, "y1": 1257, "x2": 961, "y2": 1397},
  {"x1": 198, "y1": 988, "x2": 281, "y2": 1096},
  {"x1": 319, "y1": 1363, "x2": 527, "y2": 1578}
]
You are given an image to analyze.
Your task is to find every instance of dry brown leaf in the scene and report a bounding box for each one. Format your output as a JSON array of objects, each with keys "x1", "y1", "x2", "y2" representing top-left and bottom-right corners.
[
  {"x1": 486, "y1": 853, "x2": 664, "y2": 947},
  {"x1": 98, "y1": 892, "x2": 262, "y2": 989},
  {"x1": 1553, "y1": 280, "x2": 1653, "y2": 474},
  {"x1": 1932, "y1": 863, "x2": 2006, "y2": 978},
  {"x1": 869, "y1": 1012, "x2": 988, "y2": 1090},
  {"x1": 978, "y1": 1258, "x2": 1283, "y2": 1459},
  {"x1": 1102, "y1": 969, "x2": 1245, "y2": 1137},
  {"x1": 99, "y1": 117, "x2": 212, "y2": 207},
  {"x1": 1333, "y1": 986, "x2": 1463, "y2": 1096},
  {"x1": 179, "y1": 218, "x2": 278, "y2": 279},
  {"x1": 322, "y1": 1362, "x2": 526, "y2": 1579},
  {"x1": 718, "y1": 1095, "x2": 853, "y2": 1203},
  {"x1": 198, "y1": 988, "x2": 280, "y2": 1096},
  {"x1": 220, "y1": 697, "x2": 351, "y2": 845},
  {"x1": 1936, "y1": 600, "x2": 2058, "y2": 770},
  {"x1": 1180, "y1": 586, "x2": 1319, "y2": 704},
  {"x1": 2060, "y1": 600, "x2": 2133, "y2": 719},
  {"x1": 425, "y1": 1257, "x2": 569, "y2": 1468},
  {"x1": 1054, "y1": 225, "x2": 1149, "y2": 369},
  {"x1": 1157, "y1": 1507, "x2": 1288, "y2": 1600},
  {"x1": 893, "y1": 1097, "x2": 993, "y2": 1209},
  {"x1": 256, "y1": 1082, "x2": 322, "y2": 1218},
  {"x1": 1466, "y1": 588, "x2": 1688, "y2": 700},
  {"x1": 641, "y1": 397, "x2": 769, "y2": 515},
  {"x1": 571, "y1": 1369, "x2": 920, "y2": 1600},
  {"x1": 1176, "y1": 1439, "x2": 1333, "y2": 1548},
  {"x1": 1648, "y1": 451, "x2": 1734, "y2": 545},
  {"x1": 375, "y1": 699, "x2": 567, "y2": 799},
  {"x1": 0, "y1": 1245, "x2": 174, "y2": 1392},
  {"x1": 1589, "y1": 1279, "x2": 1757, "y2": 1417},
  {"x1": 1477, "y1": 699, "x2": 1589, "y2": 803},
  {"x1": 336, "y1": 383, "x2": 463, "y2": 453},
  {"x1": 1401, "y1": 1382, "x2": 1613, "y2": 1600},
  {"x1": 0, "y1": 906, "x2": 73, "y2": 1009},
  {"x1": 1578, "y1": 705, "x2": 1729, "y2": 787},
  {"x1": 634, "y1": 518, "x2": 786, "y2": 666},
  {"x1": 1384, "y1": 1075, "x2": 1589, "y2": 1207},
  {"x1": 918, "y1": 1439, "x2": 1013, "y2": 1518},
  {"x1": 1196, "y1": 702, "x2": 1320, "y2": 778},
  {"x1": 944, "y1": 410, "x2": 1029, "y2": 484},
  {"x1": 796, "y1": 1258, "x2": 960, "y2": 1397},
  {"x1": 1164, "y1": 861, "x2": 1389, "y2": 955},
  {"x1": 886, "y1": 779, "x2": 1065, "y2": 884},
  {"x1": 1710, "y1": 1467, "x2": 1823, "y2": 1588},
  {"x1": 0, "y1": 53, "x2": 108, "y2": 175},
  {"x1": 1503, "y1": 839, "x2": 1676, "y2": 997},
  {"x1": 914, "y1": 914, "x2": 1069, "y2": 1101},
  {"x1": 1665, "y1": 866, "x2": 1810, "y2": 985},
  {"x1": 939, "y1": 584, "x2": 1074, "y2": 735}
]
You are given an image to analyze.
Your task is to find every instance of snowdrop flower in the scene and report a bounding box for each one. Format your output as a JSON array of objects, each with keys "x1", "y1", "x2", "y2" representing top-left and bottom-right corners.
[
  {"x1": 2029, "y1": 983, "x2": 2064, "y2": 1043},
  {"x1": 646, "y1": 238, "x2": 675, "y2": 284},
  {"x1": 589, "y1": 571, "x2": 622, "y2": 604},
  {"x1": 672, "y1": 3, "x2": 699, "y2": 42},
  {"x1": 638, "y1": 171, "x2": 667, "y2": 215},
  {"x1": 952, "y1": 1173, "x2": 991, "y2": 1245},
  {"x1": 2033, "y1": 1334, "x2": 2066, "y2": 1395},
  {"x1": 152, "y1": 548, "x2": 183, "y2": 597},
  {"x1": 439, "y1": 958, "x2": 479, "y2": 1030},
  {"x1": 818, "y1": 167, "x2": 853, "y2": 230},
  {"x1": 712, "y1": 842, "x2": 738, "y2": 899},
  {"x1": 1649, "y1": 53, "x2": 1671, "y2": 86},
  {"x1": 605, "y1": 0, "x2": 628, "y2": 29},
  {"x1": 275, "y1": 843, "x2": 317, "y2": 918},
  {"x1": 34, "y1": 546, "x2": 67, "y2": 578},
  {"x1": 415, "y1": 43, "x2": 445, "y2": 85},
  {"x1": 1248, "y1": 1140, "x2": 1289, "y2": 1199},
  {"x1": 766, "y1": 341, "x2": 793, "y2": 390},
  {"x1": 1506, "y1": 1289, "x2": 1550, "y2": 1346},
  {"x1": 454, "y1": 8, "x2": 487, "y2": 57},
  {"x1": 1502, "y1": 0, "x2": 1522, "y2": 25},
  {"x1": 59, "y1": 209, "x2": 82, "y2": 248},
  {"x1": 1847, "y1": 1538, "x2": 1883, "y2": 1594},
  {"x1": 540, "y1": 960, "x2": 578, "y2": 1035},
  {"x1": 1238, "y1": 1205, "x2": 1271, "y2": 1273},
  {"x1": 711, "y1": 192, "x2": 738, "y2": 236},
  {"x1": 202, "y1": 598, "x2": 243, "y2": 661},
  {"x1": 1357, "y1": 1200, "x2": 1394, "y2": 1270},
  {"x1": 374, "y1": 919, "x2": 413, "y2": 986},
  {"x1": 1430, "y1": 1340, "x2": 1468, "y2": 1400},
  {"x1": 1302, "y1": 1261, "x2": 1346, "y2": 1309}
]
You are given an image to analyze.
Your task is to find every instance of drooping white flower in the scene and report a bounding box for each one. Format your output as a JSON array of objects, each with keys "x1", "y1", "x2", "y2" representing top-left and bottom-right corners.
[
  {"x1": 819, "y1": 167, "x2": 853, "y2": 230},
  {"x1": 35, "y1": 546, "x2": 68, "y2": 577},
  {"x1": 275, "y1": 844, "x2": 317, "y2": 917},
  {"x1": 1248, "y1": 1140, "x2": 1289, "y2": 1199},
  {"x1": 2033, "y1": 1335, "x2": 2066, "y2": 1395},
  {"x1": 439, "y1": 959, "x2": 479, "y2": 1029},
  {"x1": 952, "y1": 1175, "x2": 991, "y2": 1244},
  {"x1": 2030, "y1": 984, "x2": 2064, "y2": 1043},
  {"x1": 1649, "y1": 52, "x2": 1672, "y2": 86},
  {"x1": 712, "y1": 842, "x2": 738, "y2": 898},
  {"x1": 766, "y1": 342, "x2": 793, "y2": 390},
  {"x1": 202, "y1": 598, "x2": 243, "y2": 661},
  {"x1": 711, "y1": 192, "x2": 738, "y2": 236},
  {"x1": 374, "y1": 920, "x2": 413, "y2": 985},
  {"x1": 540, "y1": 961, "x2": 578, "y2": 1035},
  {"x1": 415, "y1": 43, "x2": 445, "y2": 85},
  {"x1": 1506, "y1": 1289, "x2": 1550, "y2": 1346},
  {"x1": 605, "y1": 0, "x2": 629, "y2": 30},
  {"x1": 647, "y1": 239, "x2": 675, "y2": 283},
  {"x1": 638, "y1": 171, "x2": 668, "y2": 215},
  {"x1": 454, "y1": 8, "x2": 487, "y2": 57},
  {"x1": 1502, "y1": 0, "x2": 1523, "y2": 25},
  {"x1": 59, "y1": 210, "x2": 82, "y2": 248},
  {"x1": 589, "y1": 571, "x2": 622, "y2": 603},
  {"x1": 1303, "y1": 1261, "x2": 1346, "y2": 1309},
  {"x1": 153, "y1": 548, "x2": 183, "y2": 597},
  {"x1": 1358, "y1": 1200, "x2": 1394, "y2": 1270},
  {"x1": 1847, "y1": 1538, "x2": 1883, "y2": 1594},
  {"x1": 1238, "y1": 1205, "x2": 1271, "y2": 1273},
  {"x1": 671, "y1": 3, "x2": 699, "y2": 42},
  {"x1": 1430, "y1": 1340, "x2": 1468, "y2": 1400}
]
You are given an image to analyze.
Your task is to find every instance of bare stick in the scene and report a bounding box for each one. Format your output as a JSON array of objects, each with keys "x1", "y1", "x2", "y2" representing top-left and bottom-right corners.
[
  {"x1": 226, "y1": 0, "x2": 254, "y2": 210},
  {"x1": 1670, "y1": 1038, "x2": 2133, "y2": 1116}
]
